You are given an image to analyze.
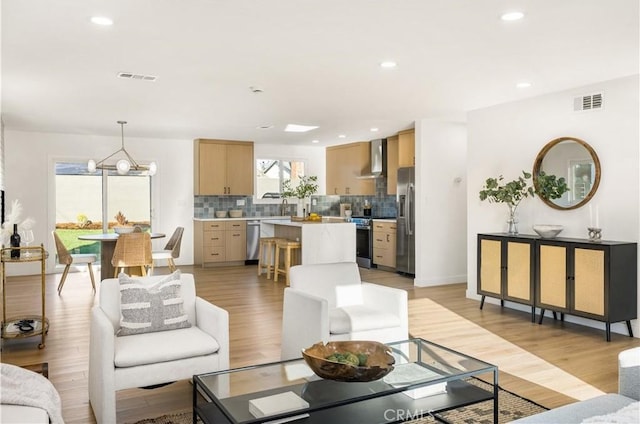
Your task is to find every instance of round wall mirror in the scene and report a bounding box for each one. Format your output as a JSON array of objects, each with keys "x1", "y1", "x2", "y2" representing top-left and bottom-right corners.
[{"x1": 533, "y1": 137, "x2": 601, "y2": 210}]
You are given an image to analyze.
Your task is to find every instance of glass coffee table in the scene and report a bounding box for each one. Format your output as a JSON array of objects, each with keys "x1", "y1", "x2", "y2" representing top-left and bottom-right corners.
[{"x1": 193, "y1": 338, "x2": 498, "y2": 423}]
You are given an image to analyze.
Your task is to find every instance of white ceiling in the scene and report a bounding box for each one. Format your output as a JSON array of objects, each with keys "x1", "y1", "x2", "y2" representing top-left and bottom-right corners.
[{"x1": 1, "y1": 0, "x2": 638, "y2": 146}]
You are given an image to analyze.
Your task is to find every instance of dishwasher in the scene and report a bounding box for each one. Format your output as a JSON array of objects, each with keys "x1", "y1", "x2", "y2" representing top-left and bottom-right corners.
[{"x1": 245, "y1": 220, "x2": 260, "y2": 264}]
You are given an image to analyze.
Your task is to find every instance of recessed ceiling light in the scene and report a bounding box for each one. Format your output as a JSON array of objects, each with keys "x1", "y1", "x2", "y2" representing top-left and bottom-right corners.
[
  {"x1": 285, "y1": 124, "x2": 319, "y2": 133},
  {"x1": 311, "y1": 140, "x2": 320, "y2": 144},
  {"x1": 338, "y1": 134, "x2": 346, "y2": 139},
  {"x1": 380, "y1": 61, "x2": 397, "y2": 68},
  {"x1": 91, "y1": 16, "x2": 113, "y2": 26},
  {"x1": 516, "y1": 82, "x2": 532, "y2": 88},
  {"x1": 500, "y1": 11, "x2": 525, "y2": 21},
  {"x1": 370, "y1": 128, "x2": 379, "y2": 132}
]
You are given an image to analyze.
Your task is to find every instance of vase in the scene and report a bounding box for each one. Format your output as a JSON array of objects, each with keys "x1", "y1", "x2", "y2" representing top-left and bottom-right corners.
[
  {"x1": 507, "y1": 204, "x2": 518, "y2": 235},
  {"x1": 296, "y1": 199, "x2": 305, "y2": 218}
]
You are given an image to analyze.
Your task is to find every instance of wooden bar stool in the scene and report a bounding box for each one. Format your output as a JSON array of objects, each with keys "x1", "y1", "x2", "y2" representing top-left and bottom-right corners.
[
  {"x1": 273, "y1": 239, "x2": 301, "y2": 285},
  {"x1": 257, "y1": 237, "x2": 283, "y2": 279}
]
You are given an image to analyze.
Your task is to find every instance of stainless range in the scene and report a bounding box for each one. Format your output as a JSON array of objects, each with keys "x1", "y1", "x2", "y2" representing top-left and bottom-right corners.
[{"x1": 351, "y1": 217, "x2": 373, "y2": 268}]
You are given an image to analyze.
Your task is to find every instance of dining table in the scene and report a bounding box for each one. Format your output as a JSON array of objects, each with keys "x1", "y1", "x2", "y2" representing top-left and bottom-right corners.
[{"x1": 77, "y1": 232, "x2": 165, "y2": 281}]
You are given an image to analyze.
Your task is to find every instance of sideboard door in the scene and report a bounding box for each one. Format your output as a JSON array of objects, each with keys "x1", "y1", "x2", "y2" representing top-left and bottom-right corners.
[
  {"x1": 537, "y1": 244, "x2": 568, "y2": 311},
  {"x1": 573, "y1": 247, "x2": 605, "y2": 316}
]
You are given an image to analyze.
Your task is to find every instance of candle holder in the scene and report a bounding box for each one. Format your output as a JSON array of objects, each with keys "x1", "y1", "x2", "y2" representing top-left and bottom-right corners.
[{"x1": 588, "y1": 227, "x2": 602, "y2": 242}]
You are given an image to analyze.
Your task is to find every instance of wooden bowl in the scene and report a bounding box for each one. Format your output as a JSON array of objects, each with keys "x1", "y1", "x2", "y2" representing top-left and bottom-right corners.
[
  {"x1": 215, "y1": 211, "x2": 227, "y2": 218},
  {"x1": 302, "y1": 341, "x2": 395, "y2": 382}
]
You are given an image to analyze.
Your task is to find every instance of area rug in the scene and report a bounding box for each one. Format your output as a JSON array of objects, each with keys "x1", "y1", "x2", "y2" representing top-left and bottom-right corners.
[
  {"x1": 129, "y1": 379, "x2": 548, "y2": 424},
  {"x1": 408, "y1": 378, "x2": 548, "y2": 423}
]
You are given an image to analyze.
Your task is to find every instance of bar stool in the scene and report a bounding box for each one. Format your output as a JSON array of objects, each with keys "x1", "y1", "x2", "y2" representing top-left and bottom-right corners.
[
  {"x1": 273, "y1": 239, "x2": 302, "y2": 285},
  {"x1": 257, "y1": 237, "x2": 283, "y2": 279}
]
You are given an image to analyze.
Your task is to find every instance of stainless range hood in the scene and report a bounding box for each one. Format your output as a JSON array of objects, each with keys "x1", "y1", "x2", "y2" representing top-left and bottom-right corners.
[{"x1": 357, "y1": 138, "x2": 387, "y2": 179}]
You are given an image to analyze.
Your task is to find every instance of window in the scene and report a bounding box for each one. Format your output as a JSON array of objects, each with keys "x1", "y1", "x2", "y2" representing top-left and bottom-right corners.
[
  {"x1": 54, "y1": 161, "x2": 151, "y2": 261},
  {"x1": 255, "y1": 159, "x2": 306, "y2": 200}
]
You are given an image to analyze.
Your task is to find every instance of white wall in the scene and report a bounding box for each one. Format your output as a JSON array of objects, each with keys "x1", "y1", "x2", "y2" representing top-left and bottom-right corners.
[
  {"x1": 414, "y1": 119, "x2": 468, "y2": 286},
  {"x1": 3, "y1": 130, "x2": 194, "y2": 276},
  {"x1": 3, "y1": 131, "x2": 326, "y2": 276},
  {"x1": 467, "y1": 74, "x2": 640, "y2": 337}
]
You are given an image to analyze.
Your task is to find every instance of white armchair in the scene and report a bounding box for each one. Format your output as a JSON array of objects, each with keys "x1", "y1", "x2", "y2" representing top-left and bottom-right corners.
[
  {"x1": 89, "y1": 273, "x2": 229, "y2": 424},
  {"x1": 281, "y1": 262, "x2": 408, "y2": 360}
]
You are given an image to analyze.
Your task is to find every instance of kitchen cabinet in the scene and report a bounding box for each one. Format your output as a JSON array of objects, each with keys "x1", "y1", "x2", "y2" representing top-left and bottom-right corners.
[
  {"x1": 397, "y1": 129, "x2": 415, "y2": 167},
  {"x1": 326, "y1": 142, "x2": 375, "y2": 195},
  {"x1": 194, "y1": 139, "x2": 254, "y2": 195},
  {"x1": 373, "y1": 220, "x2": 396, "y2": 269},
  {"x1": 194, "y1": 220, "x2": 247, "y2": 265},
  {"x1": 536, "y1": 238, "x2": 637, "y2": 341},
  {"x1": 477, "y1": 234, "x2": 536, "y2": 321},
  {"x1": 386, "y1": 135, "x2": 399, "y2": 195}
]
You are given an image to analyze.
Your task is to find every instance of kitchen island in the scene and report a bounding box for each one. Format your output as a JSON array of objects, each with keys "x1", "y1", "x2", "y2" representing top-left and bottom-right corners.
[{"x1": 261, "y1": 219, "x2": 356, "y2": 265}]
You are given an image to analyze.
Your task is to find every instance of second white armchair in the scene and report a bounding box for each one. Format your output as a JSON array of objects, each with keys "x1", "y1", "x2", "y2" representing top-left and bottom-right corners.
[{"x1": 281, "y1": 262, "x2": 408, "y2": 360}]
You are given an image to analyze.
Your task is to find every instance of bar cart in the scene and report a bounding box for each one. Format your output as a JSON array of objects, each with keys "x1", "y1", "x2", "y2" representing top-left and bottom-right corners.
[{"x1": 1, "y1": 244, "x2": 49, "y2": 349}]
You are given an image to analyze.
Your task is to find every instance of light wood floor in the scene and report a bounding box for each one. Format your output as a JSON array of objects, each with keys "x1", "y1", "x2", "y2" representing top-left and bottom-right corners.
[{"x1": 1, "y1": 264, "x2": 638, "y2": 423}]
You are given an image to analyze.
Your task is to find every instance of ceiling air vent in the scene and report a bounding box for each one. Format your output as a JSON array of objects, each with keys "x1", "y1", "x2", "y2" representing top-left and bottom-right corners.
[
  {"x1": 117, "y1": 72, "x2": 157, "y2": 82},
  {"x1": 574, "y1": 92, "x2": 603, "y2": 112}
]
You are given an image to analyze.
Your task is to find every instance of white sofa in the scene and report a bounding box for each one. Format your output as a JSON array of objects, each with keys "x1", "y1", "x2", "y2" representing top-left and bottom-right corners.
[
  {"x1": 0, "y1": 363, "x2": 63, "y2": 423},
  {"x1": 511, "y1": 347, "x2": 640, "y2": 423},
  {"x1": 281, "y1": 262, "x2": 408, "y2": 360},
  {"x1": 89, "y1": 273, "x2": 229, "y2": 424}
]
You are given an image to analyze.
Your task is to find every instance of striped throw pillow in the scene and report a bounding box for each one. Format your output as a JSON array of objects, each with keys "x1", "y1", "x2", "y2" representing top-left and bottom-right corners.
[{"x1": 117, "y1": 271, "x2": 192, "y2": 336}]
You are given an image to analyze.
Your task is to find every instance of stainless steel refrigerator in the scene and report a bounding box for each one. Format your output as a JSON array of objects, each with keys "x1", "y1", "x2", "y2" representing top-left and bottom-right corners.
[{"x1": 396, "y1": 166, "x2": 415, "y2": 275}]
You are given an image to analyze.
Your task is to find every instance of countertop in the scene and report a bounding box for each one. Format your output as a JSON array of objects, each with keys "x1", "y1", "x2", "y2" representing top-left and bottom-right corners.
[
  {"x1": 194, "y1": 216, "x2": 397, "y2": 222},
  {"x1": 193, "y1": 216, "x2": 292, "y2": 222},
  {"x1": 261, "y1": 219, "x2": 355, "y2": 227}
]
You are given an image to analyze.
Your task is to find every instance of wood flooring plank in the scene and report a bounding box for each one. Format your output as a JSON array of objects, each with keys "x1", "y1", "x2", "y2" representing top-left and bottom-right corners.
[{"x1": 1, "y1": 264, "x2": 638, "y2": 423}]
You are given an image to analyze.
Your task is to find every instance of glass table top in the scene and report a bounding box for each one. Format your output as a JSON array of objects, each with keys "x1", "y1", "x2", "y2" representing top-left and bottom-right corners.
[{"x1": 195, "y1": 338, "x2": 497, "y2": 424}]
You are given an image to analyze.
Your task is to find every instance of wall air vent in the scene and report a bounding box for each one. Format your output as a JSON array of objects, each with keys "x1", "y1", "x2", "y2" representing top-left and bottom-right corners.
[
  {"x1": 117, "y1": 72, "x2": 157, "y2": 82},
  {"x1": 573, "y1": 92, "x2": 603, "y2": 112}
]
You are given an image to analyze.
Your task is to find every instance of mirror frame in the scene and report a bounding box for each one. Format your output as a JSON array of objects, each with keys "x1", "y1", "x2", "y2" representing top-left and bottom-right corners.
[{"x1": 533, "y1": 136, "x2": 601, "y2": 210}]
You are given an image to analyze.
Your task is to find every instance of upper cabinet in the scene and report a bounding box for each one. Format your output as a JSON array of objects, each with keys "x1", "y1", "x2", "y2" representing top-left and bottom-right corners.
[
  {"x1": 387, "y1": 129, "x2": 414, "y2": 195},
  {"x1": 326, "y1": 142, "x2": 375, "y2": 195},
  {"x1": 194, "y1": 139, "x2": 254, "y2": 195},
  {"x1": 386, "y1": 135, "x2": 399, "y2": 195},
  {"x1": 397, "y1": 129, "x2": 415, "y2": 167}
]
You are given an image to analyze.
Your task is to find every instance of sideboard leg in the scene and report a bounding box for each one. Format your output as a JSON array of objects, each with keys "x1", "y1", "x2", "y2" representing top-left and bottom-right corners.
[
  {"x1": 606, "y1": 322, "x2": 611, "y2": 342},
  {"x1": 626, "y1": 321, "x2": 634, "y2": 337},
  {"x1": 538, "y1": 309, "x2": 545, "y2": 325},
  {"x1": 480, "y1": 296, "x2": 485, "y2": 310},
  {"x1": 530, "y1": 306, "x2": 535, "y2": 323}
]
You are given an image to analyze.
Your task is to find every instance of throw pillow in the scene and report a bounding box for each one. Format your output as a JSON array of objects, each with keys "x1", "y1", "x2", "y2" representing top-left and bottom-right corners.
[{"x1": 117, "y1": 270, "x2": 192, "y2": 336}]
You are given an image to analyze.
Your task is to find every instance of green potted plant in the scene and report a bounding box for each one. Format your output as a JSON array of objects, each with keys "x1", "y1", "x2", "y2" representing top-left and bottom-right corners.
[
  {"x1": 282, "y1": 175, "x2": 319, "y2": 217},
  {"x1": 479, "y1": 171, "x2": 535, "y2": 234},
  {"x1": 479, "y1": 170, "x2": 570, "y2": 234}
]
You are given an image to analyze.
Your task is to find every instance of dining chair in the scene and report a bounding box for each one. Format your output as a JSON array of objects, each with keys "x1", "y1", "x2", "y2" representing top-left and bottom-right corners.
[
  {"x1": 150, "y1": 226, "x2": 184, "y2": 274},
  {"x1": 52, "y1": 231, "x2": 97, "y2": 294},
  {"x1": 111, "y1": 232, "x2": 152, "y2": 277}
]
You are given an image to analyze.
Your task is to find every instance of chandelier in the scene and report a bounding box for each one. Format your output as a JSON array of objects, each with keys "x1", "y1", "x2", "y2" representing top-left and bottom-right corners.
[{"x1": 87, "y1": 121, "x2": 157, "y2": 175}]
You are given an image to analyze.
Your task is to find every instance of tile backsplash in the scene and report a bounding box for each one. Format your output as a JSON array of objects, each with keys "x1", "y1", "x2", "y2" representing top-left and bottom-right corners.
[{"x1": 194, "y1": 177, "x2": 397, "y2": 218}]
